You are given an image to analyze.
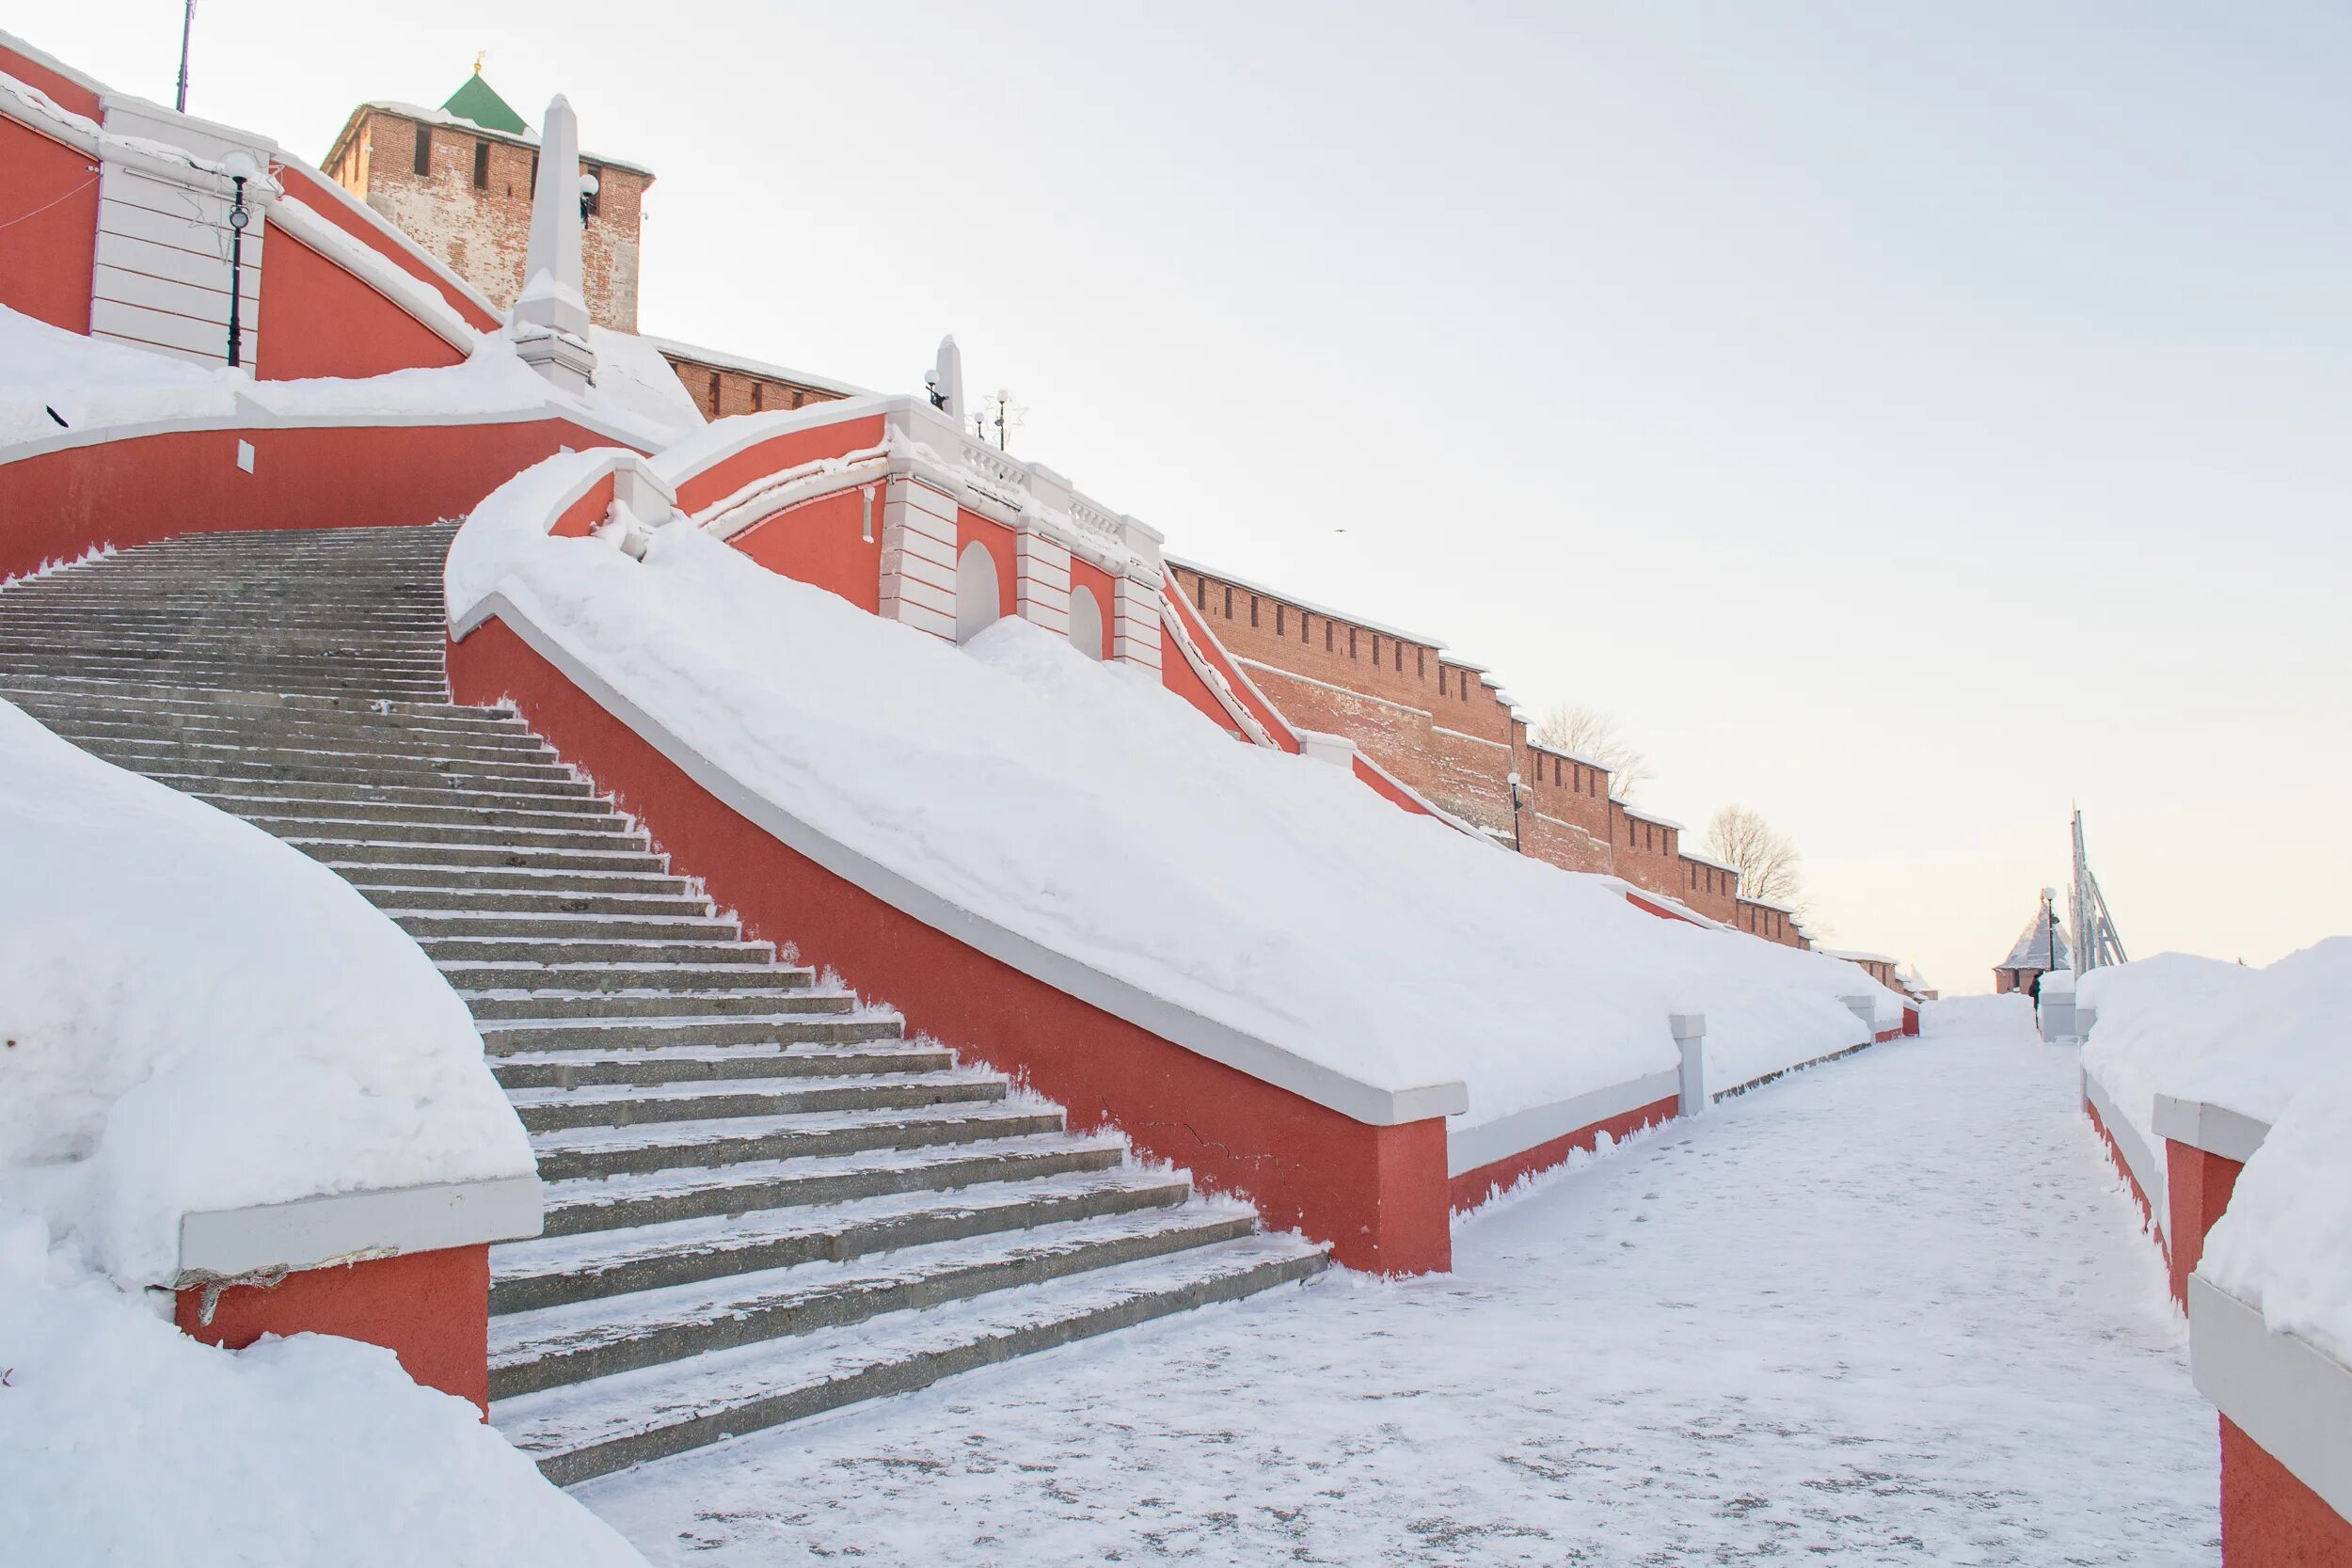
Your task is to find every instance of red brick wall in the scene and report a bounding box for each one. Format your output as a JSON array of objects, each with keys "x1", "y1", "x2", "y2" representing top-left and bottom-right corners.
[
  {"x1": 1736, "y1": 899, "x2": 1805, "y2": 947},
  {"x1": 665, "y1": 356, "x2": 851, "y2": 422},
  {"x1": 1168, "y1": 564, "x2": 1556, "y2": 852},
  {"x1": 333, "y1": 109, "x2": 649, "y2": 332},
  {"x1": 1677, "y1": 855, "x2": 1741, "y2": 923}
]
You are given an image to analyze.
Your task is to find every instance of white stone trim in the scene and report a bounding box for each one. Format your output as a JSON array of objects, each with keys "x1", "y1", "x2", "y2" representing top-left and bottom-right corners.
[
  {"x1": 2189, "y1": 1274, "x2": 2352, "y2": 1522},
  {"x1": 2082, "y1": 1061, "x2": 2165, "y2": 1231},
  {"x1": 459, "y1": 595, "x2": 1467, "y2": 1127},
  {"x1": 176, "y1": 1174, "x2": 544, "y2": 1281},
  {"x1": 1111, "y1": 574, "x2": 1163, "y2": 672},
  {"x1": 1448, "y1": 1068, "x2": 1679, "y2": 1179},
  {"x1": 879, "y1": 477, "x2": 961, "y2": 642},
  {"x1": 1014, "y1": 530, "x2": 1073, "y2": 635},
  {"x1": 2153, "y1": 1094, "x2": 2271, "y2": 1164}
]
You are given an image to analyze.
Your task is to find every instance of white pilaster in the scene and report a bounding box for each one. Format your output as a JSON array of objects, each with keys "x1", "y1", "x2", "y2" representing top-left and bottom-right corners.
[
  {"x1": 1014, "y1": 530, "x2": 1073, "y2": 635},
  {"x1": 1111, "y1": 573, "x2": 1163, "y2": 672},
  {"x1": 878, "y1": 477, "x2": 959, "y2": 641}
]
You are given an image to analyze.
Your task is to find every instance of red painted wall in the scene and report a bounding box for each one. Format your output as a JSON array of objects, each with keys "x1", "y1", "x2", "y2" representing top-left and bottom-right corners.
[
  {"x1": 0, "y1": 115, "x2": 99, "y2": 334},
  {"x1": 270, "y1": 160, "x2": 503, "y2": 334},
  {"x1": 672, "y1": 415, "x2": 888, "y2": 516},
  {"x1": 1450, "y1": 1094, "x2": 1676, "y2": 1212},
  {"x1": 2165, "y1": 1140, "x2": 2246, "y2": 1311},
  {"x1": 0, "y1": 43, "x2": 103, "y2": 119},
  {"x1": 958, "y1": 512, "x2": 1022, "y2": 622},
  {"x1": 1162, "y1": 580, "x2": 1301, "y2": 752},
  {"x1": 449, "y1": 616, "x2": 1454, "y2": 1274},
  {"x1": 0, "y1": 417, "x2": 631, "y2": 580},
  {"x1": 177, "y1": 1243, "x2": 492, "y2": 1412},
  {"x1": 730, "y1": 487, "x2": 884, "y2": 614},
  {"x1": 1067, "y1": 556, "x2": 1117, "y2": 660},
  {"x1": 2220, "y1": 1416, "x2": 2352, "y2": 1566},
  {"x1": 254, "y1": 226, "x2": 467, "y2": 382}
]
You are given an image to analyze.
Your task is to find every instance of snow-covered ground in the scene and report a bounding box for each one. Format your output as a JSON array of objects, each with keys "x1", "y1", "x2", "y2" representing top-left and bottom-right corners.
[{"x1": 582, "y1": 997, "x2": 2217, "y2": 1566}]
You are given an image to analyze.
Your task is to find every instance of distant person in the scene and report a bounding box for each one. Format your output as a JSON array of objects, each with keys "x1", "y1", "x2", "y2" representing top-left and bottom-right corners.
[{"x1": 2026, "y1": 970, "x2": 2043, "y2": 1014}]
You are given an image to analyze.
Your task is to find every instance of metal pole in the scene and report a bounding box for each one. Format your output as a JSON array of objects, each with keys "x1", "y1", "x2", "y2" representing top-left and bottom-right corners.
[{"x1": 176, "y1": 0, "x2": 197, "y2": 113}]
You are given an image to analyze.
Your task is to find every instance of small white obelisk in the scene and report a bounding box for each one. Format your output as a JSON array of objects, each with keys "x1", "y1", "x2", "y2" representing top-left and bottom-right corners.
[{"x1": 513, "y1": 94, "x2": 596, "y2": 393}]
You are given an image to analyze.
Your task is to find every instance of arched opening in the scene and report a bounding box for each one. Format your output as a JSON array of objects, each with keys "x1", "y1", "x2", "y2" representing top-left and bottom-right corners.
[
  {"x1": 1068, "y1": 583, "x2": 1106, "y2": 661},
  {"x1": 955, "y1": 542, "x2": 1000, "y2": 642}
]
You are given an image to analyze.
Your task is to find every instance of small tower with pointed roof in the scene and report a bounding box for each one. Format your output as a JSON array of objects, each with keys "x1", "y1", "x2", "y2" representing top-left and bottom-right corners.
[{"x1": 320, "y1": 63, "x2": 653, "y2": 332}]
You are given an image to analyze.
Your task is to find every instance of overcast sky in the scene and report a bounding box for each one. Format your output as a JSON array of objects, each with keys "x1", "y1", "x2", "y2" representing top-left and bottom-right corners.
[{"x1": 37, "y1": 1, "x2": 2350, "y2": 990}]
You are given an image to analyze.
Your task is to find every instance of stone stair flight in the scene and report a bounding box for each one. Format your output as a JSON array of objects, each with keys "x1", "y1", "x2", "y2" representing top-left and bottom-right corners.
[{"x1": 0, "y1": 523, "x2": 1325, "y2": 1483}]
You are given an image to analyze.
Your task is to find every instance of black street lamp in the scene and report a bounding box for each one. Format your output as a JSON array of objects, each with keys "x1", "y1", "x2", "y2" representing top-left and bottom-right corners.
[{"x1": 225, "y1": 171, "x2": 249, "y2": 369}]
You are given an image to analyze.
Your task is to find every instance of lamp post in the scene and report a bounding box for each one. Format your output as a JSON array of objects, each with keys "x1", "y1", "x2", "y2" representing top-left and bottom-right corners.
[
  {"x1": 221, "y1": 154, "x2": 256, "y2": 369},
  {"x1": 1508, "y1": 769, "x2": 1525, "y2": 854}
]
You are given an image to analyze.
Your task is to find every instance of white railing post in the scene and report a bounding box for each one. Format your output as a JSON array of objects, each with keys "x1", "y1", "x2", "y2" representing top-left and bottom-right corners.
[{"x1": 1670, "y1": 1011, "x2": 1707, "y2": 1116}]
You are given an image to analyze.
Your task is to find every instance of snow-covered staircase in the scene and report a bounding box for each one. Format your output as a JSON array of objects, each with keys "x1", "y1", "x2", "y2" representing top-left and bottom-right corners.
[{"x1": 0, "y1": 524, "x2": 1326, "y2": 1483}]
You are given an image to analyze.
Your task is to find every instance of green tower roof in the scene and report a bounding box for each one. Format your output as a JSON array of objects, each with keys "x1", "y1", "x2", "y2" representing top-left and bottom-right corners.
[{"x1": 441, "y1": 71, "x2": 529, "y2": 135}]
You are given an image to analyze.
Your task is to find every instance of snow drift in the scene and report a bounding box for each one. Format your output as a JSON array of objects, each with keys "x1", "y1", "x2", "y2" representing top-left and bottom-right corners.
[
  {"x1": 0, "y1": 698, "x2": 534, "y2": 1287},
  {"x1": 0, "y1": 1214, "x2": 647, "y2": 1568},
  {"x1": 450, "y1": 456, "x2": 1901, "y2": 1137},
  {"x1": 2162, "y1": 939, "x2": 2352, "y2": 1364},
  {"x1": 2079, "y1": 942, "x2": 2350, "y2": 1223}
]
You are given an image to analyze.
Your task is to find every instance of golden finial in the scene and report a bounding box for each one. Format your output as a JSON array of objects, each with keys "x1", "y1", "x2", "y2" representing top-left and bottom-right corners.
[{"x1": 473, "y1": 50, "x2": 486, "y2": 76}]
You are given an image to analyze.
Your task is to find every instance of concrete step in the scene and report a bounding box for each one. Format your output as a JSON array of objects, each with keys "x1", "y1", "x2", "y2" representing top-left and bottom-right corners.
[
  {"x1": 535, "y1": 1130, "x2": 1131, "y2": 1238},
  {"x1": 0, "y1": 674, "x2": 493, "y2": 723},
  {"x1": 421, "y1": 935, "x2": 771, "y2": 966},
  {"x1": 526, "y1": 1101, "x2": 1062, "y2": 1184},
  {"x1": 138, "y1": 756, "x2": 592, "y2": 799},
  {"x1": 0, "y1": 689, "x2": 524, "y2": 738},
  {"x1": 490, "y1": 1039, "x2": 954, "y2": 1091},
  {"x1": 486, "y1": 1203, "x2": 1261, "y2": 1401},
  {"x1": 368, "y1": 885, "x2": 713, "y2": 919},
  {"x1": 504, "y1": 1069, "x2": 1005, "y2": 1134},
  {"x1": 256, "y1": 816, "x2": 640, "y2": 855},
  {"x1": 0, "y1": 644, "x2": 449, "y2": 676},
  {"x1": 492, "y1": 1227, "x2": 1325, "y2": 1483},
  {"x1": 477, "y1": 1012, "x2": 896, "y2": 1055},
  {"x1": 161, "y1": 773, "x2": 599, "y2": 811},
  {"x1": 342, "y1": 863, "x2": 690, "y2": 895},
  {"x1": 466, "y1": 988, "x2": 840, "y2": 1023},
  {"x1": 442, "y1": 960, "x2": 806, "y2": 993},
  {"x1": 196, "y1": 794, "x2": 629, "y2": 836},
  {"x1": 291, "y1": 838, "x2": 666, "y2": 875},
  {"x1": 58, "y1": 735, "x2": 575, "y2": 788},
  {"x1": 490, "y1": 1165, "x2": 1192, "y2": 1314},
  {"x1": 396, "y1": 911, "x2": 740, "y2": 943},
  {"x1": 34, "y1": 711, "x2": 548, "y2": 757}
]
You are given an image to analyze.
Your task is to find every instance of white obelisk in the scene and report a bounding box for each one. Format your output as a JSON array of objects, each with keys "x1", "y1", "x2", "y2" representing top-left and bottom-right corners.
[{"x1": 513, "y1": 94, "x2": 596, "y2": 392}]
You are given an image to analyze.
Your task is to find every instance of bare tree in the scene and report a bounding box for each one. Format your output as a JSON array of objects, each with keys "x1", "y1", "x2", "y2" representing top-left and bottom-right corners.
[
  {"x1": 1704, "y1": 804, "x2": 1806, "y2": 911},
  {"x1": 1532, "y1": 702, "x2": 1648, "y2": 802}
]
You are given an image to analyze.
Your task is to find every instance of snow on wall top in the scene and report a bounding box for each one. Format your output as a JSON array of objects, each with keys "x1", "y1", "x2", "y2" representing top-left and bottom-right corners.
[
  {"x1": 0, "y1": 304, "x2": 667, "y2": 459},
  {"x1": 0, "y1": 700, "x2": 534, "y2": 1288},
  {"x1": 451, "y1": 462, "x2": 1901, "y2": 1133},
  {"x1": 2077, "y1": 945, "x2": 2346, "y2": 1231},
  {"x1": 2194, "y1": 937, "x2": 2352, "y2": 1364}
]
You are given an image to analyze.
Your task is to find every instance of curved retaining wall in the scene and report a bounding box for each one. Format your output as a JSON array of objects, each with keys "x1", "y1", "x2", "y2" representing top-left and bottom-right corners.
[{"x1": 448, "y1": 610, "x2": 1458, "y2": 1275}]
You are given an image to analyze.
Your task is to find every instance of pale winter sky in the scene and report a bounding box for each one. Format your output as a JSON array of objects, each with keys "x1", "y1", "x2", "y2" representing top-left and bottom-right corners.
[{"x1": 34, "y1": 2, "x2": 2350, "y2": 991}]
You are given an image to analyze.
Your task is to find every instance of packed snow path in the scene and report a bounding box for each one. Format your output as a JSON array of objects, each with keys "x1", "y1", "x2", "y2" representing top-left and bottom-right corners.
[{"x1": 583, "y1": 997, "x2": 2218, "y2": 1565}]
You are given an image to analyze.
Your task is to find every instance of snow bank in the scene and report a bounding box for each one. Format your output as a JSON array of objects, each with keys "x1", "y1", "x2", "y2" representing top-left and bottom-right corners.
[
  {"x1": 0, "y1": 305, "x2": 671, "y2": 454},
  {"x1": 0, "y1": 1216, "x2": 647, "y2": 1568},
  {"x1": 2191, "y1": 937, "x2": 2352, "y2": 1363},
  {"x1": 2200, "y1": 1055, "x2": 2352, "y2": 1367},
  {"x1": 2081, "y1": 942, "x2": 2352, "y2": 1233},
  {"x1": 588, "y1": 327, "x2": 710, "y2": 447},
  {"x1": 450, "y1": 473, "x2": 1900, "y2": 1133},
  {"x1": 0, "y1": 700, "x2": 533, "y2": 1287}
]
